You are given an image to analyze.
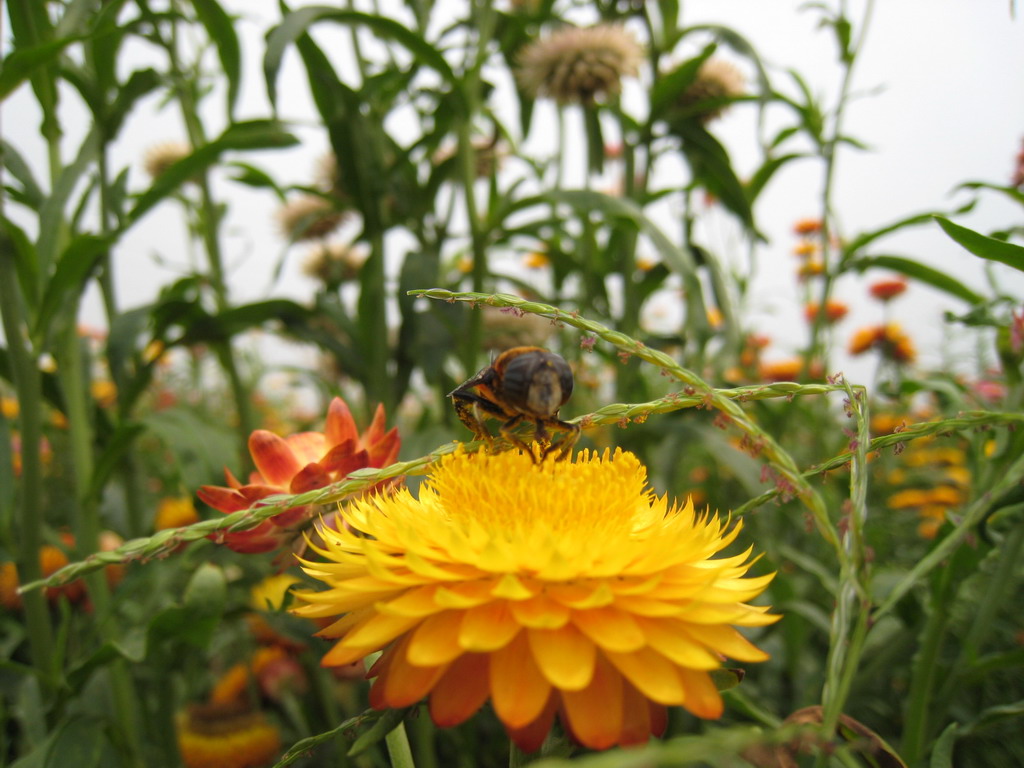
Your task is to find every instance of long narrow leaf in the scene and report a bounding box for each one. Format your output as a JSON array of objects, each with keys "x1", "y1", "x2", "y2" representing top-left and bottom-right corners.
[
  {"x1": 264, "y1": 7, "x2": 460, "y2": 108},
  {"x1": 848, "y1": 254, "x2": 984, "y2": 305},
  {"x1": 0, "y1": 36, "x2": 81, "y2": 100},
  {"x1": 935, "y1": 216, "x2": 1024, "y2": 274},
  {"x1": 191, "y1": 0, "x2": 241, "y2": 118},
  {"x1": 127, "y1": 120, "x2": 297, "y2": 224}
]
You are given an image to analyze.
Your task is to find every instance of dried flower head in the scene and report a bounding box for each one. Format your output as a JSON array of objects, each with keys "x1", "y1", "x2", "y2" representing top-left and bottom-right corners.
[
  {"x1": 516, "y1": 24, "x2": 643, "y2": 106},
  {"x1": 302, "y1": 242, "x2": 368, "y2": 287},
  {"x1": 277, "y1": 196, "x2": 347, "y2": 242},
  {"x1": 432, "y1": 137, "x2": 506, "y2": 178},
  {"x1": 143, "y1": 141, "x2": 192, "y2": 179},
  {"x1": 677, "y1": 58, "x2": 746, "y2": 123}
]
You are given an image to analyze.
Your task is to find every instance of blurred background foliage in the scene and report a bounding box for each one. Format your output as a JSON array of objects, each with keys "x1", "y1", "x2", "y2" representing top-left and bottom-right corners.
[{"x1": 1, "y1": 0, "x2": 1023, "y2": 766}]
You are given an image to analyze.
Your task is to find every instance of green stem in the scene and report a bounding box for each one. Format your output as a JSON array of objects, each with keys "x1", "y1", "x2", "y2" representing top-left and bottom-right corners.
[
  {"x1": 0, "y1": 252, "x2": 57, "y2": 688},
  {"x1": 807, "y1": 0, "x2": 877, "y2": 369},
  {"x1": 457, "y1": 1, "x2": 496, "y2": 378},
  {"x1": 901, "y1": 567, "x2": 953, "y2": 764},
  {"x1": 166, "y1": 7, "x2": 255, "y2": 463},
  {"x1": 819, "y1": 382, "x2": 872, "y2": 732},
  {"x1": 384, "y1": 721, "x2": 416, "y2": 768},
  {"x1": 95, "y1": 141, "x2": 145, "y2": 539},
  {"x1": 56, "y1": 324, "x2": 145, "y2": 766}
]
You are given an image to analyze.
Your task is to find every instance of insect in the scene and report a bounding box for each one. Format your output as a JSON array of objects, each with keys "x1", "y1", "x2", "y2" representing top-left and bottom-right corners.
[{"x1": 448, "y1": 346, "x2": 580, "y2": 461}]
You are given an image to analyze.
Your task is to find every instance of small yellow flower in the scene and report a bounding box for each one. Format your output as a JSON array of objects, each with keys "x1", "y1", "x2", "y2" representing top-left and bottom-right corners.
[
  {"x1": 176, "y1": 703, "x2": 281, "y2": 768},
  {"x1": 92, "y1": 380, "x2": 117, "y2": 408},
  {"x1": 796, "y1": 259, "x2": 825, "y2": 280},
  {"x1": 294, "y1": 448, "x2": 778, "y2": 752},
  {"x1": 516, "y1": 24, "x2": 643, "y2": 106},
  {"x1": 792, "y1": 240, "x2": 818, "y2": 258},
  {"x1": 155, "y1": 496, "x2": 199, "y2": 531},
  {"x1": 1, "y1": 397, "x2": 18, "y2": 420},
  {"x1": 251, "y1": 574, "x2": 302, "y2": 611},
  {"x1": 523, "y1": 252, "x2": 551, "y2": 269}
]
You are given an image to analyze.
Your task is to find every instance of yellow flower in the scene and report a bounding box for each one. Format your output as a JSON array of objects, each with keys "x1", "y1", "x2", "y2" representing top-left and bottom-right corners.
[
  {"x1": 293, "y1": 448, "x2": 778, "y2": 752},
  {"x1": 155, "y1": 496, "x2": 199, "y2": 530},
  {"x1": 176, "y1": 703, "x2": 281, "y2": 768},
  {"x1": 523, "y1": 251, "x2": 550, "y2": 269},
  {"x1": 1, "y1": 397, "x2": 18, "y2": 420},
  {"x1": 251, "y1": 573, "x2": 302, "y2": 611}
]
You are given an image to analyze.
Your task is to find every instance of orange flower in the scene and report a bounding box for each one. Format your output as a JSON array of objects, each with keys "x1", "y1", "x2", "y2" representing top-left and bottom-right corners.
[
  {"x1": 849, "y1": 323, "x2": 914, "y2": 362},
  {"x1": 1, "y1": 544, "x2": 87, "y2": 609},
  {"x1": 793, "y1": 218, "x2": 823, "y2": 236},
  {"x1": 804, "y1": 300, "x2": 849, "y2": 324},
  {"x1": 868, "y1": 277, "x2": 908, "y2": 302},
  {"x1": 758, "y1": 358, "x2": 803, "y2": 382},
  {"x1": 197, "y1": 397, "x2": 400, "y2": 553},
  {"x1": 848, "y1": 326, "x2": 882, "y2": 355}
]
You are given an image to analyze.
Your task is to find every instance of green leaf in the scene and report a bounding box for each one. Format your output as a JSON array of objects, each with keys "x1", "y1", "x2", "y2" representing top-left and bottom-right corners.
[
  {"x1": 745, "y1": 152, "x2": 806, "y2": 202},
  {"x1": 9, "y1": 716, "x2": 110, "y2": 768},
  {"x1": 147, "y1": 563, "x2": 227, "y2": 653},
  {"x1": 543, "y1": 189, "x2": 711, "y2": 340},
  {"x1": 33, "y1": 233, "x2": 116, "y2": 342},
  {"x1": 0, "y1": 36, "x2": 81, "y2": 100},
  {"x1": 37, "y1": 124, "x2": 102, "y2": 273},
  {"x1": 264, "y1": 7, "x2": 460, "y2": 109},
  {"x1": 140, "y1": 408, "x2": 237, "y2": 491},
  {"x1": 347, "y1": 706, "x2": 411, "y2": 757},
  {"x1": 649, "y1": 46, "x2": 715, "y2": 121},
  {"x1": 66, "y1": 637, "x2": 146, "y2": 693},
  {"x1": 1, "y1": 140, "x2": 46, "y2": 210},
  {"x1": 847, "y1": 254, "x2": 984, "y2": 305},
  {"x1": 105, "y1": 68, "x2": 162, "y2": 137},
  {"x1": 0, "y1": 215, "x2": 41, "y2": 302},
  {"x1": 935, "y1": 216, "x2": 1024, "y2": 274},
  {"x1": 930, "y1": 723, "x2": 959, "y2": 768},
  {"x1": 191, "y1": 0, "x2": 241, "y2": 118},
  {"x1": 961, "y1": 699, "x2": 1024, "y2": 735},
  {"x1": 227, "y1": 162, "x2": 287, "y2": 200},
  {"x1": 127, "y1": 120, "x2": 298, "y2": 224},
  {"x1": 271, "y1": 710, "x2": 387, "y2": 768},
  {"x1": 672, "y1": 120, "x2": 759, "y2": 236},
  {"x1": 957, "y1": 180, "x2": 1024, "y2": 207},
  {"x1": 842, "y1": 205, "x2": 974, "y2": 258}
]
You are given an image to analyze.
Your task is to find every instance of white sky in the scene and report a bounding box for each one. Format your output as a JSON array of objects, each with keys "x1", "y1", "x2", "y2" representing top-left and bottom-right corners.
[{"x1": 4, "y1": 0, "x2": 1023, "y2": 389}]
